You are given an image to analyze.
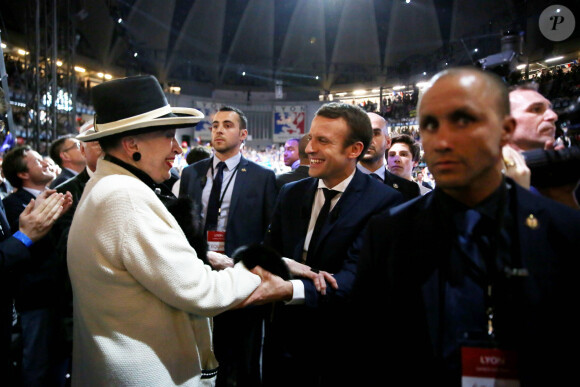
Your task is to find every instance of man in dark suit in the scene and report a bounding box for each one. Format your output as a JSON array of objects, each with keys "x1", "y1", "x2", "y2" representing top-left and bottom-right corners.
[
  {"x1": 507, "y1": 83, "x2": 579, "y2": 209},
  {"x1": 48, "y1": 135, "x2": 86, "y2": 188},
  {"x1": 358, "y1": 112, "x2": 423, "y2": 201},
  {"x1": 352, "y1": 67, "x2": 580, "y2": 386},
  {"x1": 282, "y1": 137, "x2": 300, "y2": 169},
  {"x1": 0, "y1": 189, "x2": 70, "y2": 385},
  {"x1": 249, "y1": 102, "x2": 402, "y2": 387},
  {"x1": 50, "y1": 122, "x2": 104, "y2": 376},
  {"x1": 416, "y1": 170, "x2": 433, "y2": 189},
  {"x1": 387, "y1": 133, "x2": 432, "y2": 196},
  {"x1": 275, "y1": 134, "x2": 310, "y2": 189},
  {"x1": 179, "y1": 106, "x2": 277, "y2": 387},
  {"x1": 2, "y1": 146, "x2": 73, "y2": 386}
]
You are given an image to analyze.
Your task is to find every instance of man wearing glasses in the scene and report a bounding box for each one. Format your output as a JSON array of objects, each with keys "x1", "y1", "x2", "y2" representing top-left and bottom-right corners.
[{"x1": 48, "y1": 135, "x2": 86, "y2": 188}]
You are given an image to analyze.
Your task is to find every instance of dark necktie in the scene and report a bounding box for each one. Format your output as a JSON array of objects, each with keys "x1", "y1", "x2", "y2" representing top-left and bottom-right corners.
[
  {"x1": 306, "y1": 188, "x2": 339, "y2": 267},
  {"x1": 205, "y1": 161, "x2": 226, "y2": 232},
  {"x1": 370, "y1": 173, "x2": 383, "y2": 182},
  {"x1": 457, "y1": 209, "x2": 487, "y2": 273}
]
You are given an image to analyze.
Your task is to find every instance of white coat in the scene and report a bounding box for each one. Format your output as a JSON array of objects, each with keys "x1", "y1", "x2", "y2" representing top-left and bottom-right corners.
[{"x1": 68, "y1": 158, "x2": 260, "y2": 386}]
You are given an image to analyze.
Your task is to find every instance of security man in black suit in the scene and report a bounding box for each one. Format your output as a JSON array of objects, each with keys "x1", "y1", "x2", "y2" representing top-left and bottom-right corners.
[
  {"x1": 357, "y1": 112, "x2": 422, "y2": 201},
  {"x1": 352, "y1": 67, "x2": 580, "y2": 386}
]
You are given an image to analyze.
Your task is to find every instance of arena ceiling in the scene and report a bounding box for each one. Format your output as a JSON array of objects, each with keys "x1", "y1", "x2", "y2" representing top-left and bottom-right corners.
[{"x1": 1, "y1": 0, "x2": 579, "y2": 95}]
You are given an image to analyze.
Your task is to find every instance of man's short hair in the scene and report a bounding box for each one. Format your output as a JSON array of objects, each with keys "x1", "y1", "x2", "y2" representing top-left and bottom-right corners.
[
  {"x1": 186, "y1": 146, "x2": 211, "y2": 165},
  {"x1": 315, "y1": 102, "x2": 372, "y2": 161},
  {"x1": 298, "y1": 135, "x2": 309, "y2": 160},
  {"x1": 2, "y1": 145, "x2": 32, "y2": 189},
  {"x1": 390, "y1": 134, "x2": 421, "y2": 162},
  {"x1": 219, "y1": 106, "x2": 248, "y2": 129},
  {"x1": 508, "y1": 82, "x2": 540, "y2": 93},
  {"x1": 49, "y1": 134, "x2": 74, "y2": 167}
]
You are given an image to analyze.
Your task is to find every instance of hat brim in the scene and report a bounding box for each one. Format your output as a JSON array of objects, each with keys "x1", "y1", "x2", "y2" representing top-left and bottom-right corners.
[{"x1": 78, "y1": 107, "x2": 204, "y2": 141}]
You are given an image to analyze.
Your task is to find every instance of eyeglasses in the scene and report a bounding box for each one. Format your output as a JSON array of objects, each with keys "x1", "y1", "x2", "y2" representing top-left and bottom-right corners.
[{"x1": 62, "y1": 141, "x2": 81, "y2": 152}]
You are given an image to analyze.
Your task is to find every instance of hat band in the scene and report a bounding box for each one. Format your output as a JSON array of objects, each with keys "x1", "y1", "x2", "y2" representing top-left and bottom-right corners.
[{"x1": 94, "y1": 105, "x2": 173, "y2": 133}]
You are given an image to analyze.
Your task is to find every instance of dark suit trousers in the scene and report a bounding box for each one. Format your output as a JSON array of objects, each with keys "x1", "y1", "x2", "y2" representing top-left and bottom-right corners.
[{"x1": 214, "y1": 307, "x2": 265, "y2": 387}]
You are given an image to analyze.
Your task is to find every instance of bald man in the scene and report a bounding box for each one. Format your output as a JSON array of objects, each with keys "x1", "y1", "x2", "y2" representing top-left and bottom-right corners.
[
  {"x1": 357, "y1": 112, "x2": 424, "y2": 201},
  {"x1": 351, "y1": 67, "x2": 580, "y2": 386}
]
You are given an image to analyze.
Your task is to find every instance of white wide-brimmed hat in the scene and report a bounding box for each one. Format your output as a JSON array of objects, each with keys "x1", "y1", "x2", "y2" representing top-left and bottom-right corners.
[{"x1": 77, "y1": 75, "x2": 204, "y2": 141}]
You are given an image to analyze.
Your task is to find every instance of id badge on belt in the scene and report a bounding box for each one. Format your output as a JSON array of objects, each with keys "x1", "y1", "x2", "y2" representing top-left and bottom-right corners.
[{"x1": 207, "y1": 231, "x2": 226, "y2": 254}]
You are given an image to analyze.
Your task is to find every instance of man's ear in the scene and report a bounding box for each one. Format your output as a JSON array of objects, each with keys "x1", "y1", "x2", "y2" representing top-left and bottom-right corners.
[
  {"x1": 348, "y1": 141, "x2": 364, "y2": 160},
  {"x1": 500, "y1": 116, "x2": 516, "y2": 147},
  {"x1": 240, "y1": 129, "x2": 248, "y2": 142},
  {"x1": 16, "y1": 171, "x2": 30, "y2": 182},
  {"x1": 60, "y1": 150, "x2": 71, "y2": 162},
  {"x1": 385, "y1": 134, "x2": 392, "y2": 149}
]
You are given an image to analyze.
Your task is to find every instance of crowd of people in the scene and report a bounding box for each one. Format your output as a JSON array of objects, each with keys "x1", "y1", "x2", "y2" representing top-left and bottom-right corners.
[{"x1": 0, "y1": 64, "x2": 578, "y2": 387}]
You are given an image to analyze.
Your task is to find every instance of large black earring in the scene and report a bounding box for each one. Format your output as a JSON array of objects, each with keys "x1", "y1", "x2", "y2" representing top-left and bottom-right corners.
[{"x1": 132, "y1": 152, "x2": 141, "y2": 162}]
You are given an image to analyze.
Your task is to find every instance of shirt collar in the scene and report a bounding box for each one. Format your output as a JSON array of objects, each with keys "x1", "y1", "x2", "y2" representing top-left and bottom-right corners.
[
  {"x1": 437, "y1": 180, "x2": 506, "y2": 224},
  {"x1": 213, "y1": 152, "x2": 242, "y2": 171},
  {"x1": 64, "y1": 167, "x2": 79, "y2": 176},
  {"x1": 22, "y1": 187, "x2": 45, "y2": 198},
  {"x1": 317, "y1": 168, "x2": 356, "y2": 193},
  {"x1": 357, "y1": 162, "x2": 386, "y2": 181}
]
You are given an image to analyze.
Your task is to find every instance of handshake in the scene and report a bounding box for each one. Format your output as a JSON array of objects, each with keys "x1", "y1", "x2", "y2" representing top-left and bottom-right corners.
[{"x1": 206, "y1": 244, "x2": 338, "y2": 306}]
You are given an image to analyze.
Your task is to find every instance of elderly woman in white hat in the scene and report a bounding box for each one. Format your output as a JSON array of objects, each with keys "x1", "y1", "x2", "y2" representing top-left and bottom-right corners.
[{"x1": 67, "y1": 75, "x2": 263, "y2": 386}]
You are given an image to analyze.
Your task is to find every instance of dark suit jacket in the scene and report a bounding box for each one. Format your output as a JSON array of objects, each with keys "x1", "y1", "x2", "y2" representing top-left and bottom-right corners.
[
  {"x1": 49, "y1": 168, "x2": 76, "y2": 189},
  {"x1": 179, "y1": 155, "x2": 278, "y2": 256},
  {"x1": 51, "y1": 168, "x2": 92, "y2": 343},
  {"x1": 3, "y1": 190, "x2": 59, "y2": 312},
  {"x1": 52, "y1": 168, "x2": 91, "y2": 250},
  {"x1": 179, "y1": 154, "x2": 278, "y2": 385},
  {"x1": 0, "y1": 200, "x2": 31, "y2": 376},
  {"x1": 262, "y1": 169, "x2": 403, "y2": 385},
  {"x1": 351, "y1": 181, "x2": 580, "y2": 386},
  {"x1": 383, "y1": 167, "x2": 422, "y2": 202},
  {"x1": 275, "y1": 165, "x2": 310, "y2": 189}
]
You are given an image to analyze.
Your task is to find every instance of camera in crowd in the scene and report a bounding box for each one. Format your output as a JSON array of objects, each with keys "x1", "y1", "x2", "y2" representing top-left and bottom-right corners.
[{"x1": 522, "y1": 96, "x2": 580, "y2": 188}]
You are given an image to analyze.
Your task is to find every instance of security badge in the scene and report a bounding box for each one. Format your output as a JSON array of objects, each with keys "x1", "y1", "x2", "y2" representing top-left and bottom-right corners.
[
  {"x1": 461, "y1": 347, "x2": 520, "y2": 387},
  {"x1": 207, "y1": 231, "x2": 226, "y2": 254}
]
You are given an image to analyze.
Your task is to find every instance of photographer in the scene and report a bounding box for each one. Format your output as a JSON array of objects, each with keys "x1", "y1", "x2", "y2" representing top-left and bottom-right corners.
[{"x1": 505, "y1": 83, "x2": 579, "y2": 209}]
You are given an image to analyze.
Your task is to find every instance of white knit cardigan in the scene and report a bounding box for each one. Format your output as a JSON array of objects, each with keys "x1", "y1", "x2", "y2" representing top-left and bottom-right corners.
[{"x1": 67, "y1": 158, "x2": 260, "y2": 386}]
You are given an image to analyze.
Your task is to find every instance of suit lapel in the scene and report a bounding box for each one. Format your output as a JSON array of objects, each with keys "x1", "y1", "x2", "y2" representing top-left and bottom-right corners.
[
  {"x1": 229, "y1": 156, "x2": 249, "y2": 220},
  {"x1": 512, "y1": 185, "x2": 546, "y2": 268},
  {"x1": 193, "y1": 159, "x2": 211, "y2": 205},
  {"x1": 416, "y1": 192, "x2": 453, "y2": 356},
  {"x1": 293, "y1": 179, "x2": 318, "y2": 261},
  {"x1": 317, "y1": 173, "x2": 362, "y2": 249},
  {"x1": 309, "y1": 171, "x2": 366, "y2": 259},
  {"x1": 0, "y1": 200, "x2": 10, "y2": 237}
]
